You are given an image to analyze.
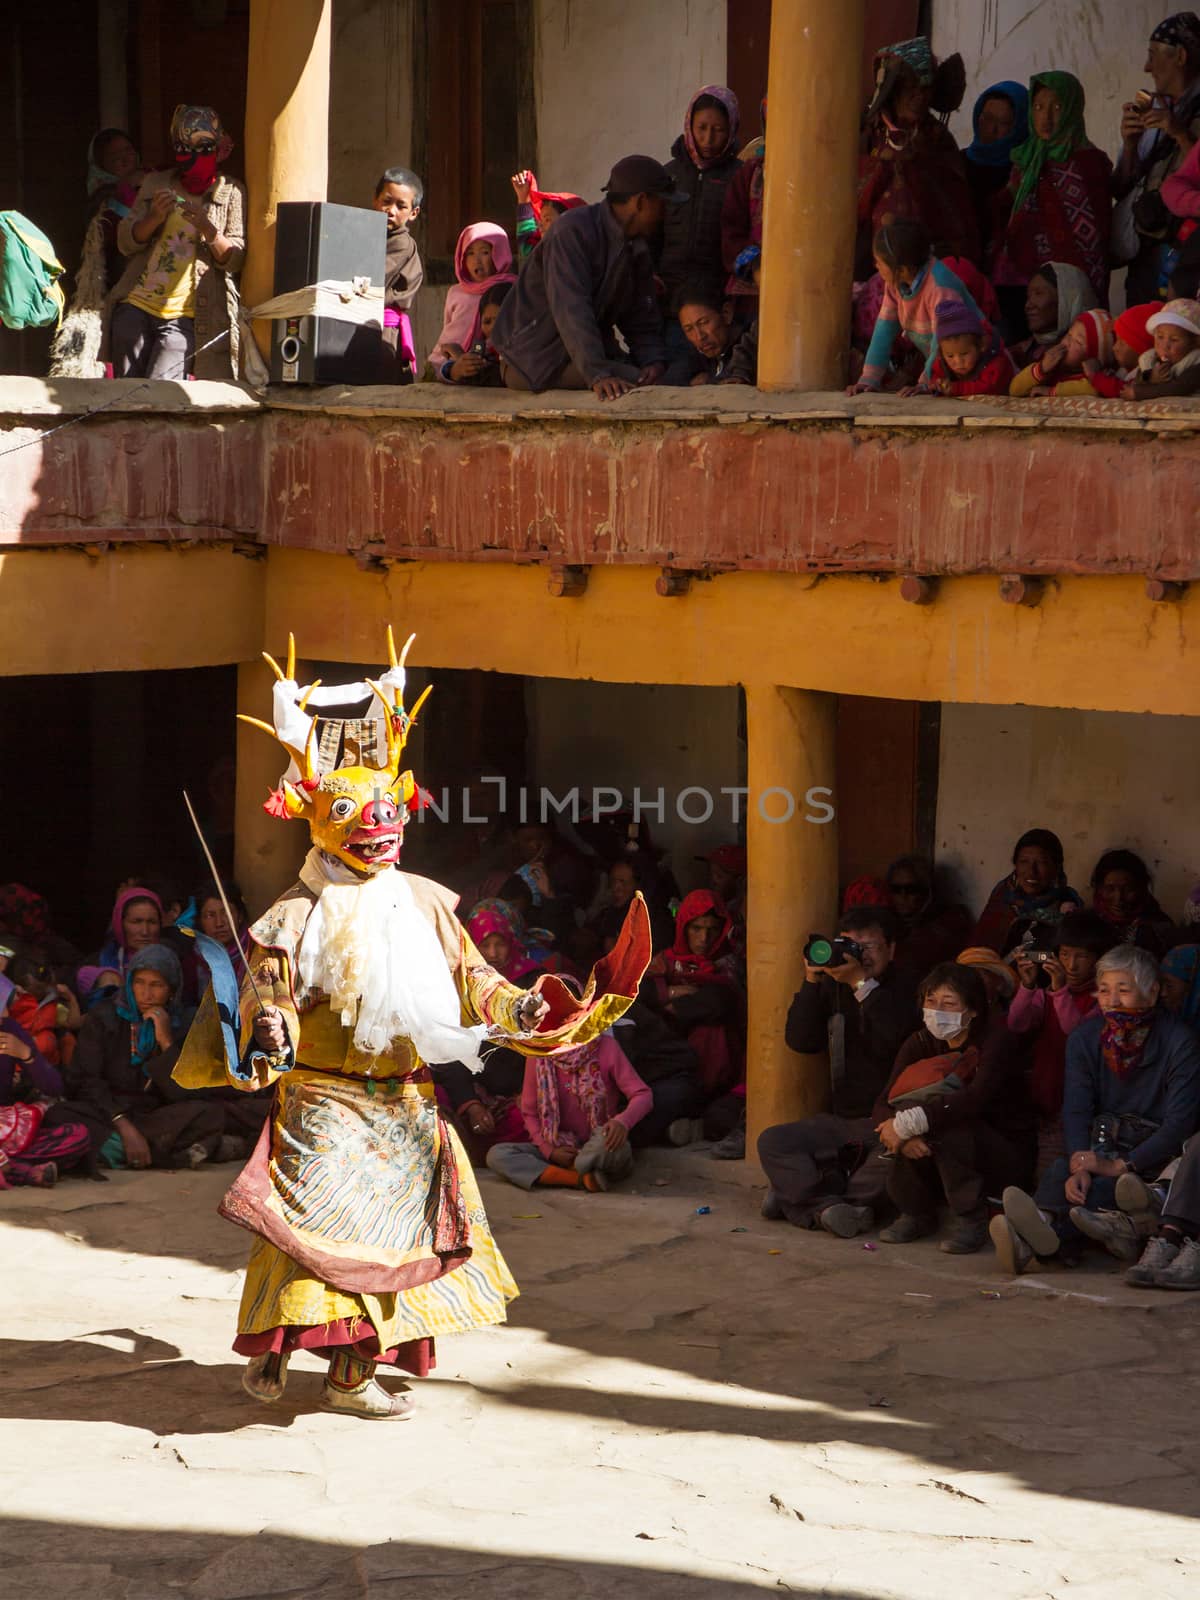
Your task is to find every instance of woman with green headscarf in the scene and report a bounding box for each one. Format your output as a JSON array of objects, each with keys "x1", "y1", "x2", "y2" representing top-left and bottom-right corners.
[{"x1": 993, "y1": 71, "x2": 1113, "y2": 305}]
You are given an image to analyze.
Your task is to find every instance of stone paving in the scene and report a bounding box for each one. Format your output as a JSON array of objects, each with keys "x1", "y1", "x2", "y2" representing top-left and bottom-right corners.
[{"x1": 4, "y1": 1148, "x2": 1200, "y2": 1599}]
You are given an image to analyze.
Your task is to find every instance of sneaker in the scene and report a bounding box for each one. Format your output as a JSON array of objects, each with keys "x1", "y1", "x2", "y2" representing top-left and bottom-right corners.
[
  {"x1": 761, "y1": 1189, "x2": 785, "y2": 1221},
  {"x1": 1001, "y1": 1187, "x2": 1059, "y2": 1257},
  {"x1": 581, "y1": 1170, "x2": 609, "y2": 1192},
  {"x1": 320, "y1": 1375, "x2": 415, "y2": 1420},
  {"x1": 1068, "y1": 1206, "x2": 1147, "y2": 1262},
  {"x1": 1154, "y1": 1236, "x2": 1200, "y2": 1291},
  {"x1": 1126, "y1": 1234, "x2": 1181, "y2": 1288},
  {"x1": 939, "y1": 1215, "x2": 989, "y2": 1254},
  {"x1": 1116, "y1": 1172, "x2": 1162, "y2": 1218},
  {"x1": 184, "y1": 1142, "x2": 209, "y2": 1169},
  {"x1": 709, "y1": 1126, "x2": 746, "y2": 1161},
  {"x1": 666, "y1": 1117, "x2": 704, "y2": 1148},
  {"x1": 878, "y1": 1213, "x2": 936, "y2": 1244},
  {"x1": 989, "y1": 1214, "x2": 1032, "y2": 1275},
  {"x1": 819, "y1": 1202, "x2": 874, "y2": 1238}
]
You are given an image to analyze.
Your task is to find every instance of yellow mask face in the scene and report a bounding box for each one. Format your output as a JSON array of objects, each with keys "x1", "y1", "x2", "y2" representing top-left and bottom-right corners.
[
  {"x1": 241, "y1": 629, "x2": 431, "y2": 879},
  {"x1": 282, "y1": 762, "x2": 417, "y2": 874}
]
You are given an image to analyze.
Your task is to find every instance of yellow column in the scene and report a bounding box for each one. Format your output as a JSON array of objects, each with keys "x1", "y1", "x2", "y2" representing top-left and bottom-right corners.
[
  {"x1": 241, "y1": 0, "x2": 332, "y2": 352},
  {"x1": 234, "y1": 660, "x2": 308, "y2": 918},
  {"x1": 744, "y1": 684, "x2": 839, "y2": 1161},
  {"x1": 756, "y1": 0, "x2": 866, "y2": 390}
]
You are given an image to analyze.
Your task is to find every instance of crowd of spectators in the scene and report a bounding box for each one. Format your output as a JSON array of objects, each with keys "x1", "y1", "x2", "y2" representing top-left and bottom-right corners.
[
  {"x1": 7, "y1": 814, "x2": 1200, "y2": 1294},
  {"x1": 33, "y1": 12, "x2": 1200, "y2": 402}
]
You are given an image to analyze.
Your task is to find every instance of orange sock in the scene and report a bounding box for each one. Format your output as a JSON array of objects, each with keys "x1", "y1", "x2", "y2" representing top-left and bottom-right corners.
[{"x1": 535, "y1": 1164, "x2": 582, "y2": 1188}]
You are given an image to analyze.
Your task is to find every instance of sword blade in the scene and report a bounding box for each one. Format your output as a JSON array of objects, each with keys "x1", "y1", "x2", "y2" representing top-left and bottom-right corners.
[{"x1": 181, "y1": 789, "x2": 270, "y2": 1016}]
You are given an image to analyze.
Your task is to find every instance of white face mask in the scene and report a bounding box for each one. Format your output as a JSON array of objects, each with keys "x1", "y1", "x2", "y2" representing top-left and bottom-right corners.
[{"x1": 924, "y1": 1007, "x2": 966, "y2": 1041}]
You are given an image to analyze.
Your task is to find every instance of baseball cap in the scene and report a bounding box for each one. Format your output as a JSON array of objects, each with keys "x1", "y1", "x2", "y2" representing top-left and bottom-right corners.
[
  {"x1": 697, "y1": 844, "x2": 747, "y2": 875},
  {"x1": 602, "y1": 155, "x2": 688, "y2": 205}
]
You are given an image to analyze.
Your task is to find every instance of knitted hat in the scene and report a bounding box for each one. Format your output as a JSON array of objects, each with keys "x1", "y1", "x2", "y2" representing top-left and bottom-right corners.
[
  {"x1": 955, "y1": 946, "x2": 1018, "y2": 999},
  {"x1": 1071, "y1": 308, "x2": 1113, "y2": 365},
  {"x1": 1113, "y1": 301, "x2": 1158, "y2": 356},
  {"x1": 841, "y1": 875, "x2": 892, "y2": 913},
  {"x1": 935, "y1": 298, "x2": 984, "y2": 341},
  {"x1": 1148, "y1": 297, "x2": 1200, "y2": 337}
]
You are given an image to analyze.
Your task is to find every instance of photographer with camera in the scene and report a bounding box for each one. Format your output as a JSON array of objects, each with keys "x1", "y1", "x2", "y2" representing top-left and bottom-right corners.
[{"x1": 757, "y1": 907, "x2": 920, "y2": 1237}]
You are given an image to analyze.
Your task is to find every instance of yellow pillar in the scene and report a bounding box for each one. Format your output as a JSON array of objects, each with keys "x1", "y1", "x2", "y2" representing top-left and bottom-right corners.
[
  {"x1": 744, "y1": 684, "x2": 839, "y2": 1162},
  {"x1": 756, "y1": 0, "x2": 866, "y2": 391},
  {"x1": 242, "y1": 0, "x2": 332, "y2": 353},
  {"x1": 234, "y1": 660, "x2": 308, "y2": 918}
]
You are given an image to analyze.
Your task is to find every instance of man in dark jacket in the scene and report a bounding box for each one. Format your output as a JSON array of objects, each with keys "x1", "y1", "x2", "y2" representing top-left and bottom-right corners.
[
  {"x1": 494, "y1": 155, "x2": 684, "y2": 400},
  {"x1": 757, "y1": 907, "x2": 921, "y2": 1235},
  {"x1": 669, "y1": 281, "x2": 746, "y2": 384}
]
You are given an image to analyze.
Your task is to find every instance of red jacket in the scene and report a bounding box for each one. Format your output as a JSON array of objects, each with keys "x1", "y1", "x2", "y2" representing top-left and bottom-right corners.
[{"x1": 928, "y1": 336, "x2": 1015, "y2": 397}]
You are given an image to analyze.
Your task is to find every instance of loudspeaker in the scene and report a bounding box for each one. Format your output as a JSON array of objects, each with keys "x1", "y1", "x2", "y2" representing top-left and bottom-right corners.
[{"x1": 269, "y1": 201, "x2": 387, "y2": 384}]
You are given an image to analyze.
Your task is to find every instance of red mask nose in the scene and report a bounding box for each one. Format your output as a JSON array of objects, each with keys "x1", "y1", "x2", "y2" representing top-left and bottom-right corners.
[{"x1": 362, "y1": 795, "x2": 399, "y2": 827}]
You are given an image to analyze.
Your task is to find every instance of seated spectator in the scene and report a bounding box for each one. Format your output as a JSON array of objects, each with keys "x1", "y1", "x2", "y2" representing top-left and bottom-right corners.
[
  {"x1": 702, "y1": 842, "x2": 747, "y2": 927},
  {"x1": 857, "y1": 36, "x2": 976, "y2": 276},
  {"x1": 661, "y1": 86, "x2": 742, "y2": 332},
  {"x1": 510, "y1": 170, "x2": 584, "y2": 261},
  {"x1": 66, "y1": 943, "x2": 232, "y2": 1170},
  {"x1": 1114, "y1": 13, "x2": 1200, "y2": 305},
  {"x1": 0, "y1": 989, "x2": 90, "y2": 1187},
  {"x1": 649, "y1": 890, "x2": 744, "y2": 1102},
  {"x1": 876, "y1": 963, "x2": 1035, "y2": 1253},
  {"x1": 961, "y1": 82, "x2": 1029, "y2": 322},
  {"x1": 992, "y1": 945, "x2": 1200, "y2": 1273},
  {"x1": 2, "y1": 942, "x2": 83, "y2": 1069},
  {"x1": 431, "y1": 1045, "x2": 525, "y2": 1164},
  {"x1": 1084, "y1": 302, "x2": 1158, "y2": 397},
  {"x1": 431, "y1": 222, "x2": 516, "y2": 378},
  {"x1": 592, "y1": 853, "x2": 674, "y2": 956},
  {"x1": 992, "y1": 71, "x2": 1112, "y2": 307},
  {"x1": 1006, "y1": 260, "x2": 1098, "y2": 369},
  {"x1": 954, "y1": 946, "x2": 1018, "y2": 1010},
  {"x1": 924, "y1": 298, "x2": 1016, "y2": 395},
  {"x1": 485, "y1": 1031, "x2": 651, "y2": 1192},
  {"x1": 1010, "y1": 307, "x2": 1113, "y2": 396},
  {"x1": 970, "y1": 828, "x2": 1082, "y2": 956},
  {"x1": 1159, "y1": 943, "x2": 1200, "y2": 1031},
  {"x1": 1090, "y1": 848, "x2": 1177, "y2": 956},
  {"x1": 182, "y1": 879, "x2": 250, "y2": 993},
  {"x1": 493, "y1": 154, "x2": 680, "y2": 399},
  {"x1": 466, "y1": 900, "x2": 541, "y2": 983},
  {"x1": 372, "y1": 166, "x2": 423, "y2": 382},
  {"x1": 1123, "y1": 297, "x2": 1200, "y2": 398},
  {"x1": 670, "y1": 282, "x2": 743, "y2": 383},
  {"x1": 105, "y1": 104, "x2": 244, "y2": 380},
  {"x1": 611, "y1": 997, "x2": 703, "y2": 1148},
  {"x1": 77, "y1": 884, "x2": 164, "y2": 1005},
  {"x1": 1006, "y1": 909, "x2": 1115, "y2": 1175},
  {"x1": 849, "y1": 221, "x2": 978, "y2": 395},
  {"x1": 1124, "y1": 1130, "x2": 1200, "y2": 1289},
  {"x1": 758, "y1": 906, "x2": 920, "y2": 1235},
  {"x1": 439, "y1": 281, "x2": 510, "y2": 385},
  {"x1": 886, "y1": 855, "x2": 973, "y2": 982}
]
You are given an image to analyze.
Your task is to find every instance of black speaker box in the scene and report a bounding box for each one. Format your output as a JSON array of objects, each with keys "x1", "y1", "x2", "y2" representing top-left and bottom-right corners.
[{"x1": 269, "y1": 201, "x2": 387, "y2": 384}]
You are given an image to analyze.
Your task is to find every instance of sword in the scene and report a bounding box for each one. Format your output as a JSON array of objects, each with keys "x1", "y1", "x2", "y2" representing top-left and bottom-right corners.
[{"x1": 182, "y1": 789, "x2": 271, "y2": 1017}]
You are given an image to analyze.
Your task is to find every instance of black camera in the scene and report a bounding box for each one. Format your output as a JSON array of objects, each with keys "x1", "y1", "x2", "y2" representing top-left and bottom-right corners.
[{"x1": 804, "y1": 933, "x2": 864, "y2": 969}]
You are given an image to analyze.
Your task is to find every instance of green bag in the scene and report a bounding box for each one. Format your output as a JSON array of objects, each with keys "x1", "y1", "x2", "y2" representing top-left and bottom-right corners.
[{"x1": 0, "y1": 210, "x2": 66, "y2": 330}]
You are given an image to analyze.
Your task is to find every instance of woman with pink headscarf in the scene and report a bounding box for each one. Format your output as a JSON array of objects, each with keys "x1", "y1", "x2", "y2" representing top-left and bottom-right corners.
[
  {"x1": 77, "y1": 885, "x2": 163, "y2": 1004},
  {"x1": 430, "y1": 221, "x2": 516, "y2": 377}
]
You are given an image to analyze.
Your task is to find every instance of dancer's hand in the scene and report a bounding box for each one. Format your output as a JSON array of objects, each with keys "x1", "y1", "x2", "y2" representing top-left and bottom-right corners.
[
  {"x1": 253, "y1": 1006, "x2": 287, "y2": 1052},
  {"x1": 516, "y1": 993, "x2": 549, "y2": 1030}
]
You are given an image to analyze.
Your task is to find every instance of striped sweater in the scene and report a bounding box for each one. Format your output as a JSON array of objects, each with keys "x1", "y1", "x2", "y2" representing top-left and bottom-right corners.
[{"x1": 861, "y1": 258, "x2": 978, "y2": 389}]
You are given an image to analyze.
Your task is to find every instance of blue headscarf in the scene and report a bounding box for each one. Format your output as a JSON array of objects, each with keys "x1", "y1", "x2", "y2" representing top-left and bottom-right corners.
[
  {"x1": 115, "y1": 942, "x2": 184, "y2": 1070},
  {"x1": 964, "y1": 80, "x2": 1029, "y2": 169}
]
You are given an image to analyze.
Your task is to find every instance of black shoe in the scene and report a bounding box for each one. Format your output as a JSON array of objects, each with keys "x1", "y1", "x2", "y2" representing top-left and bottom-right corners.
[
  {"x1": 939, "y1": 1216, "x2": 989, "y2": 1254},
  {"x1": 878, "y1": 1213, "x2": 937, "y2": 1244}
]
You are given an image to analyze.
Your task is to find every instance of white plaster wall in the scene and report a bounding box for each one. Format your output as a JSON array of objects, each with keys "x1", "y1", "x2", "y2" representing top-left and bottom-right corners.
[
  {"x1": 526, "y1": 678, "x2": 744, "y2": 892},
  {"x1": 934, "y1": 702, "x2": 1200, "y2": 924},
  {"x1": 933, "y1": 0, "x2": 1166, "y2": 156},
  {"x1": 535, "y1": 0, "x2": 728, "y2": 199}
]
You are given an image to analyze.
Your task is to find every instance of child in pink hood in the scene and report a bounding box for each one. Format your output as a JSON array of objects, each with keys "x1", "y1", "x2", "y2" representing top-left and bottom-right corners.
[{"x1": 431, "y1": 221, "x2": 516, "y2": 378}]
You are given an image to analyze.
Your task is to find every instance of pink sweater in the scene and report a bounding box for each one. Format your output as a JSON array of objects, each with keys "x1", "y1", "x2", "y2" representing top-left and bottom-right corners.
[
  {"x1": 520, "y1": 1033, "x2": 652, "y2": 1156},
  {"x1": 1162, "y1": 139, "x2": 1200, "y2": 220},
  {"x1": 1006, "y1": 982, "x2": 1098, "y2": 1036}
]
